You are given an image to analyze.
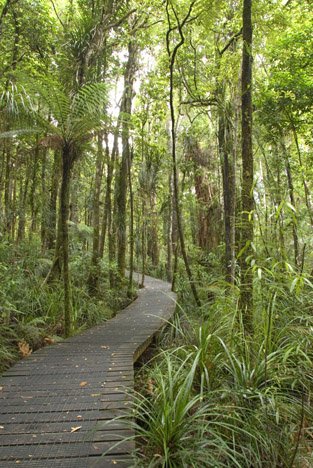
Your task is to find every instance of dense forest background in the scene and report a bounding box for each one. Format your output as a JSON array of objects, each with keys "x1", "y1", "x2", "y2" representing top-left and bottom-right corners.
[{"x1": 0, "y1": 0, "x2": 313, "y2": 465}]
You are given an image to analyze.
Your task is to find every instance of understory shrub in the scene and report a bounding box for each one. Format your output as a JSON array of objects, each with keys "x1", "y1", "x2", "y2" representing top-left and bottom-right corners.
[
  {"x1": 0, "y1": 239, "x2": 129, "y2": 373},
  {"x1": 131, "y1": 267, "x2": 313, "y2": 467}
]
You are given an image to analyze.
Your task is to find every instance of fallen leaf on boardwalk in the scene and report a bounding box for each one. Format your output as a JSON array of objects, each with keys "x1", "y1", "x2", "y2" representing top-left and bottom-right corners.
[
  {"x1": 18, "y1": 340, "x2": 32, "y2": 358},
  {"x1": 0, "y1": 426, "x2": 4, "y2": 429},
  {"x1": 101, "y1": 345, "x2": 109, "y2": 349},
  {"x1": 0, "y1": 386, "x2": 3, "y2": 391},
  {"x1": 76, "y1": 415, "x2": 83, "y2": 419},
  {"x1": 44, "y1": 336, "x2": 55, "y2": 345},
  {"x1": 70, "y1": 426, "x2": 82, "y2": 433},
  {"x1": 79, "y1": 381, "x2": 88, "y2": 387}
]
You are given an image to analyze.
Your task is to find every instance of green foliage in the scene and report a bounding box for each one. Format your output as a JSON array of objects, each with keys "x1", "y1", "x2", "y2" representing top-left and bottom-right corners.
[
  {"x1": 0, "y1": 239, "x2": 125, "y2": 373},
  {"x1": 1, "y1": 76, "x2": 108, "y2": 148},
  {"x1": 130, "y1": 262, "x2": 313, "y2": 467}
]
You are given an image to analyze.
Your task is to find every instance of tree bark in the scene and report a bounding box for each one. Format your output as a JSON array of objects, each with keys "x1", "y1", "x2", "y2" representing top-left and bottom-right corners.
[
  {"x1": 219, "y1": 110, "x2": 236, "y2": 284},
  {"x1": 128, "y1": 146, "x2": 134, "y2": 297},
  {"x1": 88, "y1": 132, "x2": 105, "y2": 292},
  {"x1": 116, "y1": 40, "x2": 137, "y2": 279},
  {"x1": 60, "y1": 145, "x2": 74, "y2": 337},
  {"x1": 99, "y1": 133, "x2": 112, "y2": 258},
  {"x1": 166, "y1": 0, "x2": 201, "y2": 306},
  {"x1": 239, "y1": 0, "x2": 254, "y2": 334},
  {"x1": 40, "y1": 148, "x2": 48, "y2": 251},
  {"x1": 29, "y1": 141, "x2": 39, "y2": 238},
  {"x1": 166, "y1": 173, "x2": 173, "y2": 283},
  {"x1": 281, "y1": 139, "x2": 299, "y2": 268},
  {"x1": 17, "y1": 155, "x2": 31, "y2": 243},
  {"x1": 46, "y1": 150, "x2": 60, "y2": 250}
]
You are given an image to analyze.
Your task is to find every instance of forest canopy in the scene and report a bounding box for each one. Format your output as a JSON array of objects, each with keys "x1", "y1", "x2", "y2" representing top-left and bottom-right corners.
[{"x1": 0, "y1": 0, "x2": 313, "y2": 465}]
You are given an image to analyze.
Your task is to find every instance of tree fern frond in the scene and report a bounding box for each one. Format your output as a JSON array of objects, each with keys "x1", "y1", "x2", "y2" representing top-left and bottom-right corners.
[{"x1": 71, "y1": 82, "x2": 107, "y2": 120}]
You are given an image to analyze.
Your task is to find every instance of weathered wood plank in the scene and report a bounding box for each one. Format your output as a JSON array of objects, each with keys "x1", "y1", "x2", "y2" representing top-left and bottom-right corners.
[{"x1": 0, "y1": 274, "x2": 176, "y2": 466}]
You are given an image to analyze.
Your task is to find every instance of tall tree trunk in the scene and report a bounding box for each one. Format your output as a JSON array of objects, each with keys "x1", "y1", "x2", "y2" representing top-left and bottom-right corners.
[
  {"x1": 166, "y1": 1, "x2": 201, "y2": 306},
  {"x1": 11, "y1": 163, "x2": 17, "y2": 240},
  {"x1": 166, "y1": 173, "x2": 173, "y2": 283},
  {"x1": 140, "y1": 196, "x2": 146, "y2": 288},
  {"x1": 4, "y1": 148, "x2": 12, "y2": 238},
  {"x1": 3, "y1": 8, "x2": 20, "y2": 240},
  {"x1": 46, "y1": 150, "x2": 60, "y2": 250},
  {"x1": 17, "y1": 175, "x2": 27, "y2": 243},
  {"x1": 147, "y1": 192, "x2": 159, "y2": 267},
  {"x1": 99, "y1": 133, "x2": 112, "y2": 258},
  {"x1": 69, "y1": 166, "x2": 79, "y2": 224},
  {"x1": 60, "y1": 145, "x2": 74, "y2": 337},
  {"x1": 116, "y1": 41, "x2": 137, "y2": 279},
  {"x1": 40, "y1": 148, "x2": 48, "y2": 251},
  {"x1": 17, "y1": 156, "x2": 30, "y2": 243},
  {"x1": 88, "y1": 132, "x2": 104, "y2": 292},
  {"x1": 239, "y1": 0, "x2": 254, "y2": 334},
  {"x1": 281, "y1": 139, "x2": 299, "y2": 268},
  {"x1": 128, "y1": 146, "x2": 134, "y2": 297},
  {"x1": 289, "y1": 121, "x2": 313, "y2": 226},
  {"x1": 219, "y1": 111, "x2": 236, "y2": 284},
  {"x1": 29, "y1": 141, "x2": 39, "y2": 238}
]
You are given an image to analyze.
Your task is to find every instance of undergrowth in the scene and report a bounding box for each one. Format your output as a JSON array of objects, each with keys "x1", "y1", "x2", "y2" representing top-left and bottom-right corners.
[
  {"x1": 131, "y1": 260, "x2": 313, "y2": 467},
  {"x1": 0, "y1": 239, "x2": 130, "y2": 373}
]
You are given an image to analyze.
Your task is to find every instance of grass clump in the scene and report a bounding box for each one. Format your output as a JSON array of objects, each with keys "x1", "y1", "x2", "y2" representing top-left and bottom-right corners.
[{"x1": 131, "y1": 268, "x2": 313, "y2": 467}]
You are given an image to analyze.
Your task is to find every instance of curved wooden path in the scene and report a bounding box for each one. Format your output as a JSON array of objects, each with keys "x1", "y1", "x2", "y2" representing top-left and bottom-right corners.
[{"x1": 0, "y1": 274, "x2": 176, "y2": 467}]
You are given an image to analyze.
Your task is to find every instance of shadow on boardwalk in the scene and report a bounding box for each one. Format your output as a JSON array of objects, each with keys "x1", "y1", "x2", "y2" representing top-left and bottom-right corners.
[{"x1": 0, "y1": 274, "x2": 176, "y2": 467}]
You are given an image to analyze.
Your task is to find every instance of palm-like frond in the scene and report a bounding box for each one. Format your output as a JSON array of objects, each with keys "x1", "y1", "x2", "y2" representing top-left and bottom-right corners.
[
  {"x1": 1, "y1": 76, "x2": 107, "y2": 147},
  {"x1": 69, "y1": 83, "x2": 107, "y2": 139}
]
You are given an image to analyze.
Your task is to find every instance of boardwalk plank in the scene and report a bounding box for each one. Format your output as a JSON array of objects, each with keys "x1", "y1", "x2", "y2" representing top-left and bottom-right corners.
[{"x1": 0, "y1": 274, "x2": 176, "y2": 467}]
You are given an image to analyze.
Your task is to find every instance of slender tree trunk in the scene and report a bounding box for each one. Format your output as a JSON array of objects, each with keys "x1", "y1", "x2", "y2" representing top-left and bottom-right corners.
[
  {"x1": 116, "y1": 41, "x2": 137, "y2": 279},
  {"x1": 281, "y1": 140, "x2": 299, "y2": 268},
  {"x1": 140, "y1": 197, "x2": 146, "y2": 288},
  {"x1": 60, "y1": 145, "x2": 74, "y2": 337},
  {"x1": 29, "y1": 141, "x2": 39, "y2": 238},
  {"x1": 290, "y1": 122, "x2": 313, "y2": 226},
  {"x1": 88, "y1": 132, "x2": 104, "y2": 292},
  {"x1": 11, "y1": 164, "x2": 17, "y2": 240},
  {"x1": 40, "y1": 148, "x2": 48, "y2": 251},
  {"x1": 166, "y1": 1, "x2": 201, "y2": 306},
  {"x1": 147, "y1": 192, "x2": 159, "y2": 267},
  {"x1": 239, "y1": 0, "x2": 254, "y2": 334},
  {"x1": 166, "y1": 173, "x2": 173, "y2": 283},
  {"x1": 69, "y1": 166, "x2": 79, "y2": 224},
  {"x1": 17, "y1": 157, "x2": 30, "y2": 243},
  {"x1": 275, "y1": 160, "x2": 287, "y2": 262},
  {"x1": 46, "y1": 150, "x2": 60, "y2": 250},
  {"x1": 171, "y1": 176, "x2": 178, "y2": 292},
  {"x1": 3, "y1": 8, "x2": 20, "y2": 240},
  {"x1": 99, "y1": 133, "x2": 112, "y2": 258},
  {"x1": 4, "y1": 148, "x2": 12, "y2": 238},
  {"x1": 116, "y1": 145, "x2": 128, "y2": 278},
  {"x1": 128, "y1": 146, "x2": 134, "y2": 297},
  {"x1": 219, "y1": 111, "x2": 236, "y2": 284}
]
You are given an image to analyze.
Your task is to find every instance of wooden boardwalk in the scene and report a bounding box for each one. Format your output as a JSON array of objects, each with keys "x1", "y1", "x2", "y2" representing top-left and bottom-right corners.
[{"x1": 0, "y1": 274, "x2": 176, "y2": 467}]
